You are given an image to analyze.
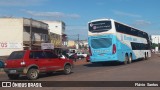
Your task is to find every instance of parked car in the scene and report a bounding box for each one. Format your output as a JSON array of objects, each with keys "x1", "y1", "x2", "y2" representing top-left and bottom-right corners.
[
  {"x1": 77, "y1": 52, "x2": 87, "y2": 58},
  {"x1": 69, "y1": 53, "x2": 84, "y2": 60},
  {"x1": 86, "y1": 55, "x2": 90, "y2": 62},
  {"x1": 0, "y1": 60, "x2": 4, "y2": 68},
  {"x1": 4, "y1": 50, "x2": 73, "y2": 80},
  {"x1": 69, "y1": 53, "x2": 77, "y2": 59}
]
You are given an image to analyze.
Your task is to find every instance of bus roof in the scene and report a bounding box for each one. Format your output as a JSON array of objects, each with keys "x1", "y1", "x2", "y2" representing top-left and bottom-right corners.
[{"x1": 88, "y1": 18, "x2": 148, "y2": 34}]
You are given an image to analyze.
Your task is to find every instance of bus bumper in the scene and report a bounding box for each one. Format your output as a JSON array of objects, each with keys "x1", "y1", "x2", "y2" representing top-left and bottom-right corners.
[{"x1": 90, "y1": 55, "x2": 118, "y2": 62}]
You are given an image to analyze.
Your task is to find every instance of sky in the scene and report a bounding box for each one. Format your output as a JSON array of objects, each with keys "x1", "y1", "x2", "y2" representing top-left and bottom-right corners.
[{"x1": 0, "y1": 0, "x2": 160, "y2": 40}]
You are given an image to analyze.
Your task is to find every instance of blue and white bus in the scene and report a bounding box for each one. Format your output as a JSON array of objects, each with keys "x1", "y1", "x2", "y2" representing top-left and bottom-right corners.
[{"x1": 88, "y1": 19, "x2": 151, "y2": 64}]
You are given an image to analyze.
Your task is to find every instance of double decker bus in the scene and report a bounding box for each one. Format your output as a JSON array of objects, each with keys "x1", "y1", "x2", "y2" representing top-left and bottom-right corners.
[{"x1": 88, "y1": 19, "x2": 151, "y2": 64}]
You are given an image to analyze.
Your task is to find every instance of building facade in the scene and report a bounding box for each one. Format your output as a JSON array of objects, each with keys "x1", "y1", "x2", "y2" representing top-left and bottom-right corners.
[
  {"x1": 67, "y1": 40, "x2": 76, "y2": 48},
  {"x1": 0, "y1": 18, "x2": 49, "y2": 56},
  {"x1": 151, "y1": 35, "x2": 160, "y2": 44},
  {"x1": 43, "y1": 21, "x2": 67, "y2": 48}
]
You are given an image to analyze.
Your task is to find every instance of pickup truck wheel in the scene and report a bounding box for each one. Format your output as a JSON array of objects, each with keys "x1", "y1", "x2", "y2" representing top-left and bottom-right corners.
[
  {"x1": 8, "y1": 74, "x2": 19, "y2": 80},
  {"x1": 27, "y1": 69, "x2": 39, "y2": 80},
  {"x1": 64, "y1": 65, "x2": 72, "y2": 75}
]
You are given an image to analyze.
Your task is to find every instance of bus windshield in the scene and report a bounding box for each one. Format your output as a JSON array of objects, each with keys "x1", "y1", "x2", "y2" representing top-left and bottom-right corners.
[{"x1": 88, "y1": 21, "x2": 112, "y2": 33}]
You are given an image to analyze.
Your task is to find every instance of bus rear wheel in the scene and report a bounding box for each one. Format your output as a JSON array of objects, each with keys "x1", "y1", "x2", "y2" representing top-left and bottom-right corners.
[
  {"x1": 144, "y1": 53, "x2": 148, "y2": 60},
  {"x1": 128, "y1": 54, "x2": 132, "y2": 64},
  {"x1": 124, "y1": 55, "x2": 128, "y2": 65}
]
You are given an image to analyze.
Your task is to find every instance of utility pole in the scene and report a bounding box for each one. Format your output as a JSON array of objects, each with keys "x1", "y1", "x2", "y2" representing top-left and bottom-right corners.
[
  {"x1": 29, "y1": 18, "x2": 32, "y2": 50},
  {"x1": 158, "y1": 36, "x2": 160, "y2": 51}
]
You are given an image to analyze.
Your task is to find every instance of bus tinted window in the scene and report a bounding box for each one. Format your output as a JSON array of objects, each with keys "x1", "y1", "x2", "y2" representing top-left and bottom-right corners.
[
  {"x1": 89, "y1": 21, "x2": 112, "y2": 33},
  {"x1": 131, "y1": 42, "x2": 150, "y2": 50},
  {"x1": 91, "y1": 38, "x2": 112, "y2": 49},
  {"x1": 115, "y1": 22, "x2": 149, "y2": 39}
]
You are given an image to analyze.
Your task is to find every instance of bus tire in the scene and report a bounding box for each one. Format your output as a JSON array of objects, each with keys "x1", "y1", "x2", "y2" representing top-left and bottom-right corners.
[
  {"x1": 124, "y1": 54, "x2": 128, "y2": 65},
  {"x1": 145, "y1": 53, "x2": 148, "y2": 60},
  {"x1": 128, "y1": 54, "x2": 132, "y2": 64}
]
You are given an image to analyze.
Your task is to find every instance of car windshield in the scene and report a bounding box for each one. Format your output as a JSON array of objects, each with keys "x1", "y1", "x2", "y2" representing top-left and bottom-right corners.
[{"x1": 8, "y1": 51, "x2": 25, "y2": 60}]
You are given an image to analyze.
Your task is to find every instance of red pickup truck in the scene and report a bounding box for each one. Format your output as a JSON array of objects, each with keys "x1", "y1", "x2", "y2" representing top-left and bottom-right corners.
[{"x1": 4, "y1": 50, "x2": 73, "y2": 80}]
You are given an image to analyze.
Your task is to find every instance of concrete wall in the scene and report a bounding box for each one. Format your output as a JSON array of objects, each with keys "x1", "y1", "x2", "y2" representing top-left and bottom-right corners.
[
  {"x1": 23, "y1": 19, "x2": 49, "y2": 43},
  {"x1": 0, "y1": 18, "x2": 23, "y2": 56},
  {"x1": 0, "y1": 18, "x2": 49, "y2": 56},
  {"x1": 67, "y1": 40, "x2": 75, "y2": 47},
  {"x1": 43, "y1": 21, "x2": 65, "y2": 35}
]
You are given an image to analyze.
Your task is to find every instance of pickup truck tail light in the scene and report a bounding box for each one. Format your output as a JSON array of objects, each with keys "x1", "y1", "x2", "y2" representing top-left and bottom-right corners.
[{"x1": 20, "y1": 61, "x2": 26, "y2": 66}]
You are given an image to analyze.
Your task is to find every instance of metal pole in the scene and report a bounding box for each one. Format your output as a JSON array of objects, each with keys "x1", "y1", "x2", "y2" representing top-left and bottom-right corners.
[
  {"x1": 158, "y1": 36, "x2": 159, "y2": 51},
  {"x1": 29, "y1": 18, "x2": 32, "y2": 50},
  {"x1": 78, "y1": 34, "x2": 79, "y2": 49}
]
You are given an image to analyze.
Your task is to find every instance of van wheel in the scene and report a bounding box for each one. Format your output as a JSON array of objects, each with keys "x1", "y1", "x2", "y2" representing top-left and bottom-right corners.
[
  {"x1": 124, "y1": 55, "x2": 128, "y2": 65},
  {"x1": 64, "y1": 65, "x2": 72, "y2": 75},
  {"x1": 8, "y1": 74, "x2": 19, "y2": 80},
  {"x1": 27, "y1": 69, "x2": 39, "y2": 80}
]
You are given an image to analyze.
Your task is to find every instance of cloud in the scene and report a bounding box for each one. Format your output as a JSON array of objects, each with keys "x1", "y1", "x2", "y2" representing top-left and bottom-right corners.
[
  {"x1": 113, "y1": 10, "x2": 142, "y2": 18},
  {"x1": 0, "y1": 0, "x2": 45, "y2": 6},
  {"x1": 23, "y1": 10, "x2": 80, "y2": 19},
  {"x1": 132, "y1": 20, "x2": 152, "y2": 27}
]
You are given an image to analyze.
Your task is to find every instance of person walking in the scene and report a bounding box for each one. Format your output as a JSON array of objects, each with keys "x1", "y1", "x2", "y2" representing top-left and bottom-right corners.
[{"x1": 74, "y1": 53, "x2": 77, "y2": 62}]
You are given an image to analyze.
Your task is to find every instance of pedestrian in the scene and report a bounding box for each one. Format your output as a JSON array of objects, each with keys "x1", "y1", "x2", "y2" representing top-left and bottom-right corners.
[{"x1": 74, "y1": 53, "x2": 77, "y2": 62}]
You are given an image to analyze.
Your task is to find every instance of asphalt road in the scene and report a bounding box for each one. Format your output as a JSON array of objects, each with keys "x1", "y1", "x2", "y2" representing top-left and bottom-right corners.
[{"x1": 0, "y1": 53, "x2": 160, "y2": 90}]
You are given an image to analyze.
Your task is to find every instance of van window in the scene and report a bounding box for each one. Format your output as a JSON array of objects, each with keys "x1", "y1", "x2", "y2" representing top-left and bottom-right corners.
[{"x1": 8, "y1": 51, "x2": 25, "y2": 60}]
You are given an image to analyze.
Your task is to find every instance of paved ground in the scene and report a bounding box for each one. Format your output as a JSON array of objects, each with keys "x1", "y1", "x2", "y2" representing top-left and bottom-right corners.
[{"x1": 0, "y1": 53, "x2": 160, "y2": 90}]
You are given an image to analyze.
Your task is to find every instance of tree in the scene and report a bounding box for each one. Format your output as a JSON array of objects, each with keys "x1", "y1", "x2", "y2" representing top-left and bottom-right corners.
[{"x1": 151, "y1": 43, "x2": 158, "y2": 49}]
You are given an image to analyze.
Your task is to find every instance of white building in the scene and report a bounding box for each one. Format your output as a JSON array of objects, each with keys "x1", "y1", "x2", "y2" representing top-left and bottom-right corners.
[
  {"x1": 151, "y1": 35, "x2": 160, "y2": 44},
  {"x1": 42, "y1": 20, "x2": 67, "y2": 47},
  {"x1": 0, "y1": 18, "x2": 49, "y2": 56},
  {"x1": 43, "y1": 21, "x2": 65, "y2": 35}
]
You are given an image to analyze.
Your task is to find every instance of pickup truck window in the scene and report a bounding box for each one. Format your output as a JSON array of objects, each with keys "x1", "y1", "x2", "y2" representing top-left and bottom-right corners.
[
  {"x1": 8, "y1": 51, "x2": 25, "y2": 60},
  {"x1": 44, "y1": 51, "x2": 58, "y2": 58},
  {"x1": 29, "y1": 51, "x2": 46, "y2": 59}
]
